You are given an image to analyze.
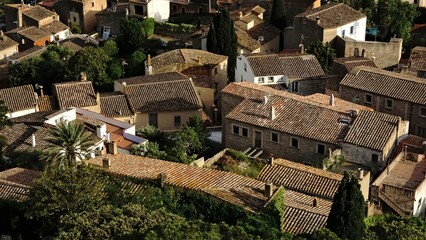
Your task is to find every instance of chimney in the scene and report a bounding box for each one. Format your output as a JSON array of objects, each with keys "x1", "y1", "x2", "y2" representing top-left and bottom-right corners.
[
  {"x1": 269, "y1": 154, "x2": 274, "y2": 165},
  {"x1": 31, "y1": 133, "x2": 36, "y2": 147},
  {"x1": 316, "y1": 16, "x2": 320, "y2": 25},
  {"x1": 122, "y1": 82, "x2": 127, "y2": 94},
  {"x1": 145, "y1": 55, "x2": 153, "y2": 75},
  {"x1": 298, "y1": 43, "x2": 304, "y2": 54},
  {"x1": 262, "y1": 96, "x2": 268, "y2": 105},
  {"x1": 264, "y1": 182, "x2": 273, "y2": 198},
  {"x1": 107, "y1": 141, "x2": 117, "y2": 155},
  {"x1": 270, "y1": 106, "x2": 276, "y2": 121},
  {"x1": 330, "y1": 94, "x2": 335, "y2": 106},
  {"x1": 358, "y1": 168, "x2": 364, "y2": 180},
  {"x1": 197, "y1": 55, "x2": 202, "y2": 64},
  {"x1": 313, "y1": 197, "x2": 318, "y2": 207},
  {"x1": 239, "y1": 11, "x2": 243, "y2": 19},
  {"x1": 17, "y1": 6, "x2": 23, "y2": 28},
  {"x1": 96, "y1": 92, "x2": 100, "y2": 105},
  {"x1": 102, "y1": 157, "x2": 111, "y2": 169},
  {"x1": 80, "y1": 72, "x2": 87, "y2": 81},
  {"x1": 159, "y1": 173, "x2": 166, "y2": 187},
  {"x1": 40, "y1": 86, "x2": 44, "y2": 97}
]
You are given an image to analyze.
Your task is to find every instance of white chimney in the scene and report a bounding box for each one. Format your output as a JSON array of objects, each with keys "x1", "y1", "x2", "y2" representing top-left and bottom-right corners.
[
  {"x1": 358, "y1": 168, "x2": 364, "y2": 180},
  {"x1": 262, "y1": 96, "x2": 268, "y2": 105},
  {"x1": 330, "y1": 94, "x2": 335, "y2": 106},
  {"x1": 31, "y1": 133, "x2": 36, "y2": 147},
  {"x1": 270, "y1": 106, "x2": 276, "y2": 121},
  {"x1": 264, "y1": 182, "x2": 273, "y2": 198}
]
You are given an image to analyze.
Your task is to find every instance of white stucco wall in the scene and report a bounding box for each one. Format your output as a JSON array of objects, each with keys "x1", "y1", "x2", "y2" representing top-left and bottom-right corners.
[
  {"x1": 413, "y1": 179, "x2": 426, "y2": 217},
  {"x1": 336, "y1": 17, "x2": 367, "y2": 42},
  {"x1": 7, "y1": 108, "x2": 37, "y2": 119},
  {"x1": 44, "y1": 108, "x2": 77, "y2": 125},
  {"x1": 147, "y1": 0, "x2": 170, "y2": 21},
  {"x1": 235, "y1": 55, "x2": 255, "y2": 82}
]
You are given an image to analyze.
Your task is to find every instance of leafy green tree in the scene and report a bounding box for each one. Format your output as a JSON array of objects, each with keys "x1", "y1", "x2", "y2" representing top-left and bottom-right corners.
[
  {"x1": 102, "y1": 39, "x2": 119, "y2": 58},
  {"x1": 130, "y1": 142, "x2": 167, "y2": 159},
  {"x1": 127, "y1": 50, "x2": 147, "y2": 77},
  {"x1": 207, "y1": 10, "x2": 237, "y2": 81},
  {"x1": 186, "y1": 115, "x2": 210, "y2": 146},
  {"x1": 322, "y1": 155, "x2": 345, "y2": 172},
  {"x1": 107, "y1": 60, "x2": 123, "y2": 80},
  {"x1": 306, "y1": 41, "x2": 335, "y2": 74},
  {"x1": 167, "y1": 126, "x2": 204, "y2": 164},
  {"x1": 295, "y1": 228, "x2": 340, "y2": 240},
  {"x1": 68, "y1": 46, "x2": 111, "y2": 91},
  {"x1": 0, "y1": 150, "x2": 44, "y2": 171},
  {"x1": 42, "y1": 121, "x2": 95, "y2": 170},
  {"x1": 327, "y1": 172, "x2": 365, "y2": 239},
  {"x1": 364, "y1": 215, "x2": 426, "y2": 240},
  {"x1": 376, "y1": 0, "x2": 417, "y2": 41},
  {"x1": 136, "y1": 125, "x2": 164, "y2": 143},
  {"x1": 8, "y1": 58, "x2": 41, "y2": 87},
  {"x1": 142, "y1": 17, "x2": 155, "y2": 38},
  {"x1": 118, "y1": 18, "x2": 147, "y2": 54},
  {"x1": 271, "y1": 0, "x2": 287, "y2": 30},
  {"x1": 25, "y1": 165, "x2": 107, "y2": 236}
]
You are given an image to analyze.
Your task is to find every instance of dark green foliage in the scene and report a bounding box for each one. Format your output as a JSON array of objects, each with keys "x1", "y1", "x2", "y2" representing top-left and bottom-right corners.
[
  {"x1": 155, "y1": 21, "x2": 196, "y2": 33},
  {"x1": 102, "y1": 39, "x2": 119, "y2": 57},
  {"x1": 68, "y1": 46, "x2": 112, "y2": 91},
  {"x1": 271, "y1": 0, "x2": 287, "y2": 29},
  {"x1": 107, "y1": 61, "x2": 124, "y2": 80},
  {"x1": 226, "y1": 149, "x2": 248, "y2": 162},
  {"x1": 295, "y1": 228, "x2": 340, "y2": 240},
  {"x1": 142, "y1": 17, "x2": 156, "y2": 37},
  {"x1": 327, "y1": 172, "x2": 365, "y2": 239},
  {"x1": 126, "y1": 50, "x2": 147, "y2": 77},
  {"x1": 207, "y1": 10, "x2": 237, "y2": 81},
  {"x1": 186, "y1": 114, "x2": 210, "y2": 146},
  {"x1": 306, "y1": 41, "x2": 335, "y2": 74},
  {"x1": 136, "y1": 125, "x2": 164, "y2": 142},
  {"x1": 0, "y1": 150, "x2": 44, "y2": 171},
  {"x1": 118, "y1": 18, "x2": 147, "y2": 54},
  {"x1": 364, "y1": 215, "x2": 426, "y2": 240},
  {"x1": 70, "y1": 22, "x2": 81, "y2": 34},
  {"x1": 25, "y1": 166, "x2": 107, "y2": 236},
  {"x1": 376, "y1": 0, "x2": 417, "y2": 41}
]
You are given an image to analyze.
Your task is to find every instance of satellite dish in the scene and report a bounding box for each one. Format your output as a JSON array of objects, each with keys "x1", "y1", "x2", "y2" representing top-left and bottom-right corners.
[{"x1": 258, "y1": 36, "x2": 264, "y2": 42}]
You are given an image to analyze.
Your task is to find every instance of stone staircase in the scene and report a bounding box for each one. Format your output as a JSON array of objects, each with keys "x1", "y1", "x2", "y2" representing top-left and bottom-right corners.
[{"x1": 243, "y1": 147, "x2": 263, "y2": 159}]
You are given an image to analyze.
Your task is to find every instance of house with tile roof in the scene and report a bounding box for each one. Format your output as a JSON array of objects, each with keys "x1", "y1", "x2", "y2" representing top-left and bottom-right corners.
[
  {"x1": 235, "y1": 53, "x2": 325, "y2": 95},
  {"x1": 88, "y1": 152, "x2": 337, "y2": 234},
  {"x1": 146, "y1": 49, "x2": 228, "y2": 91},
  {"x1": 284, "y1": 3, "x2": 366, "y2": 50},
  {"x1": 127, "y1": 0, "x2": 170, "y2": 21},
  {"x1": 221, "y1": 82, "x2": 408, "y2": 168},
  {"x1": 170, "y1": 0, "x2": 216, "y2": 15},
  {"x1": 0, "y1": 32, "x2": 19, "y2": 60},
  {"x1": 0, "y1": 84, "x2": 38, "y2": 118},
  {"x1": 114, "y1": 72, "x2": 203, "y2": 130},
  {"x1": 339, "y1": 66, "x2": 426, "y2": 137},
  {"x1": 257, "y1": 158, "x2": 370, "y2": 201},
  {"x1": 371, "y1": 137, "x2": 426, "y2": 217},
  {"x1": 52, "y1": 81, "x2": 101, "y2": 113},
  {"x1": 0, "y1": 168, "x2": 39, "y2": 202},
  {"x1": 5, "y1": 26, "x2": 53, "y2": 51},
  {"x1": 400, "y1": 46, "x2": 426, "y2": 78},
  {"x1": 231, "y1": 5, "x2": 281, "y2": 54},
  {"x1": 100, "y1": 92, "x2": 134, "y2": 124}
]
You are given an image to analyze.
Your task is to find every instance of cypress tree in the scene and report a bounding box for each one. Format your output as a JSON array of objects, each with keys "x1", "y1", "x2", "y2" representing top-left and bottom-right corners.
[
  {"x1": 271, "y1": 0, "x2": 287, "y2": 30},
  {"x1": 327, "y1": 172, "x2": 366, "y2": 239},
  {"x1": 206, "y1": 10, "x2": 237, "y2": 82}
]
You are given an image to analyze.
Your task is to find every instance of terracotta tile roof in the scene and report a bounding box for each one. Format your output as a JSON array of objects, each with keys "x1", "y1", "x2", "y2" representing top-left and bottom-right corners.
[
  {"x1": 53, "y1": 81, "x2": 97, "y2": 109},
  {"x1": 0, "y1": 34, "x2": 18, "y2": 51},
  {"x1": 343, "y1": 110, "x2": 400, "y2": 151},
  {"x1": 7, "y1": 26, "x2": 51, "y2": 41},
  {"x1": 0, "y1": 167, "x2": 40, "y2": 186},
  {"x1": 406, "y1": 46, "x2": 426, "y2": 76},
  {"x1": 151, "y1": 49, "x2": 227, "y2": 73},
  {"x1": 235, "y1": 28, "x2": 261, "y2": 52},
  {"x1": 334, "y1": 57, "x2": 377, "y2": 72},
  {"x1": 0, "y1": 84, "x2": 36, "y2": 112},
  {"x1": 88, "y1": 153, "x2": 277, "y2": 212},
  {"x1": 279, "y1": 54, "x2": 325, "y2": 79},
  {"x1": 40, "y1": 20, "x2": 69, "y2": 34},
  {"x1": 37, "y1": 95, "x2": 58, "y2": 111},
  {"x1": 340, "y1": 67, "x2": 426, "y2": 105},
  {"x1": 296, "y1": 3, "x2": 366, "y2": 29},
  {"x1": 283, "y1": 190, "x2": 332, "y2": 234},
  {"x1": 303, "y1": 93, "x2": 372, "y2": 113},
  {"x1": 100, "y1": 92, "x2": 133, "y2": 118},
  {"x1": 0, "y1": 123, "x2": 35, "y2": 156},
  {"x1": 0, "y1": 179, "x2": 31, "y2": 201},
  {"x1": 258, "y1": 158, "x2": 342, "y2": 200},
  {"x1": 22, "y1": 5, "x2": 56, "y2": 21},
  {"x1": 186, "y1": 75, "x2": 216, "y2": 88},
  {"x1": 325, "y1": 75, "x2": 343, "y2": 98},
  {"x1": 11, "y1": 110, "x2": 56, "y2": 125},
  {"x1": 226, "y1": 95, "x2": 349, "y2": 144},
  {"x1": 124, "y1": 77, "x2": 203, "y2": 113},
  {"x1": 116, "y1": 72, "x2": 188, "y2": 85},
  {"x1": 245, "y1": 53, "x2": 287, "y2": 76},
  {"x1": 247, "y1": 22, "x2": 282, "y2": 45},
  {"x1": 392, "y1": 135, "x2": 426, "y2": 159}
]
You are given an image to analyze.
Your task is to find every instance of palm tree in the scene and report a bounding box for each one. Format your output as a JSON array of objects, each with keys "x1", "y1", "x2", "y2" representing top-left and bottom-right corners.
[{"x1": 43, "y1": 121, "x2": 95, "y2": 170}]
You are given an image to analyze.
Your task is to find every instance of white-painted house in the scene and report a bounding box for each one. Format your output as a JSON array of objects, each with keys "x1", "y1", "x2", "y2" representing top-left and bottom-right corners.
[
  {"x1": 235, "y1": 53, "x2": 287, "y2": 85},
  {"x1": 129, "y1": 0, "x2": 170, "y2": 21}
]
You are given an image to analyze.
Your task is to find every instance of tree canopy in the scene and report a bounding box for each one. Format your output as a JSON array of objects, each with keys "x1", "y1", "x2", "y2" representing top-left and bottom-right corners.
[
  {"x1": 306, "y1": 41, "x2": 335, "y2": 74},
  {"x1": 207, "y1": 10, "x2": 237, "y2": 82},
  {"x1": 327, "y1": 172, "x2": 365, "y2": 239},
  {"x1": 271, "y1": 0, "x2": 287, "y2": 30}
]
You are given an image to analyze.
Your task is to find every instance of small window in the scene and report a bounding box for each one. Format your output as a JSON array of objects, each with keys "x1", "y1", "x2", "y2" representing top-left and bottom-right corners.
[
  {"x1": 271, "y1": 132, "x2": 279, "y2": 143},
  {"x1": 214, "y1": 68, "x2": 218, "y2": 75},
  {"x1": 350, "y1": 26, "x2": 354, "y2": 34},
  {"x1": 371, "y1": 153, "x2": 379, "y2": 163},
  {"x1": 291, "y1": 82, "x2": 299, "y2": 92},
  {"x1": 241, "y1": 75, "x2": 243, "y2": 81},
  {"x1": 244, "y1": 63, "x2": 247, "y2": 71},
  {"x1": 385, "y1": 99, "x2": 393, "y2": 109},
  {"x1": 242, "y1": 128, "x2": 248, "y2": 137},
  {"x1": 290, "y1": 137, "x2": 299, "y2": 149},
  {"x1": 174, "y1": 116, "x2": 181, "y2": 125},
  {"x1": 73, "y1": 17, "x2": 77, "y2": 22},
  {"x1": 365, "y1": 94, "x2": 372, "y2": 104},
  {"x1": 233, "y1": 125, "x2": 240, "y2": 135},
  {"x1": 92, "y1": 2, "x2": 94, "y2": 7},
  {"x1": 421, "y1": 108, "x2": 426, "y2": 117},
  {"x1": 317, "y1": 144, "x2": 326, "y2": 155},
  {"x1": 258, "y1": 77, "x2": 264, "y2": 83},
  {"x1": 268, "y1": 76, "x2": 274, "y2": 83},
  {"x1": 342, "y1": 30, "x2": 346, "y2": 38},
  {"x1": 418, "y1": 127, "x2": 426, "y2": 138}
]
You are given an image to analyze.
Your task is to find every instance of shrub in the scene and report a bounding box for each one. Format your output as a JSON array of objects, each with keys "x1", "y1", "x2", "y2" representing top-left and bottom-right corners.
[{"x1": 226, "y1": 149, "x2": 248, "y2": 162}]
